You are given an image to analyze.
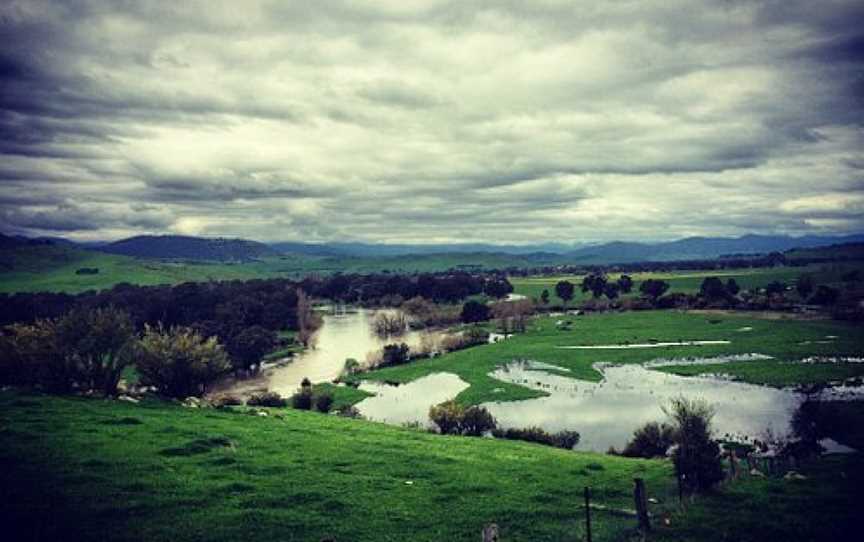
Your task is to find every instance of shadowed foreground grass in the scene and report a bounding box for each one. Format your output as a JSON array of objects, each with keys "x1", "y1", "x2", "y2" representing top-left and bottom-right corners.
[
  {"x1": 0, "y1": 391, "x2": 672, "y2": 542},
  {"x1": 1, "y1": 392, "x2": 861, "y2": 541}
]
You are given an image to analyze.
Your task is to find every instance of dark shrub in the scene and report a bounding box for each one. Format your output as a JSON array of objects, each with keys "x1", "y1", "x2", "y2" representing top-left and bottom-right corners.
[
  {"x1": 315, "y1": 393, "x2": 334, "y2": 413},
  {"x1": 380, "y1": 343, "x2": 410, "y2": 367},
  {"x1": 665, "y1": 397, "x2": 724, "y2": 493},
  {"x1": 491, "y1": 426, "x2": 580, "y2": 449},
  {"x1": 291, "y1": 388, "x2": 313, "y2": 410},
  {"x1": 622, "y1": 422, "x2": 677, "y2": 458},
  {"x1": 213, "y1": 395, "x2": 243, "y2": 408},
  {"x1": 429, "y1": 400, "x2": 463, "y2": 435},
  {"x1": 135, "y1": 325, "x2": 230, "y2": 399},
  {"x1": 461, "y1": 300, "x2": 491, "y2": 323},
  {"x1": 460, "y1": 406, "x2": 497, "y2": 436},
  {"x1": 247, "y1": 391, "x2": 287, "y2": 407}
]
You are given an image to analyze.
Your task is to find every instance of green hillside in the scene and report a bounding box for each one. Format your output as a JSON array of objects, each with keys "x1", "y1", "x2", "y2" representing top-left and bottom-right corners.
[{"x1": 2, "y1": 391, "x2": 860, "y2": 542}]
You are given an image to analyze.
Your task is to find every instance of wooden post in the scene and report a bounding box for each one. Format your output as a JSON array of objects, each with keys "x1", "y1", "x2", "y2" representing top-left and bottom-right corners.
[
  {"x1": 677, "y1": 472, "x2": 684, "y2": 506},
  {"x1": 482, "y1": 523, "x2": 499, "y2": 542},
  {"x1": 634, "y1": 478, "x2": 650, "y2": 533},
  {"x1": 584, "y1": 486, "x2": 592, "y2": 542}
]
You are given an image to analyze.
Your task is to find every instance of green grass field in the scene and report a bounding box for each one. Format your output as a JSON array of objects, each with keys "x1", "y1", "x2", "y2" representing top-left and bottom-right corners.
[
  {"x1": 343, "y1": 311, "x2": 864, "y2": 406},
  {"x1": 1, "y1": 390, "x2": 861, "y2": 542},
  {"x1": 0, "y1": 245, "x2": 536, "y2": 294},
  {"x1": 0, "y1": 390, "x2": 672, "y2": 542},
  {"x1": 510, "y1": 263, "x2": 864, "y2": 304}
]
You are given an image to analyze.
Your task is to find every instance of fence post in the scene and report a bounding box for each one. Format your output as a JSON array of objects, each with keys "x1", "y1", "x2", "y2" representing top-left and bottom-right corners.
[
  {"x1": 482, "y1": 523, "x2": 499, "y2": 542},
  {"x1": 584, "y1": 486, "x2": 592, "y2": 542},
  {"x1": 634, "y1": 478, "x2": 651, "y2": 534},
  {"x1": 677, "y1": 472, "x2": 684, "y2": 506}
]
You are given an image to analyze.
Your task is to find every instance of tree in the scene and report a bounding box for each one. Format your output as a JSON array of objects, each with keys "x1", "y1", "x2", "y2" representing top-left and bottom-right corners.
[
  {"x1": 622, "y1": 422, "x2": 676, "y2": 458},
  {"x1": 484, "y1": 278, "x2": 514, "y2": 299},
  {"x1": 639, "y1": 279, "x2": 669, "y2": 302},
  {"x1": 381, "y1": 343, "x2": 410, "y2": 367},
  {"x1": 809, "y1": 285, "x2": 839, "y2": 306},
  {"x1": 664, "y1": 397, "x2": 723, "y2": 493},
  {"x1": 539, "y1": 289, "x2": 550, "y2": 305},
  {"x1": 55, "y1": 306, "x2": 136, "y2": 395},
  {"x1": 765, "y1": 281, "x2": 787, "y2": 296},
  {"x1": 617, "y1": 275, "x2": 634, "y2": 294},
  {"x1": 725, "y1": 278, "x2": 740, "y2": 297},
  {"x1": 699, "y1": 277, "x2": 728, "y2": 301},
  {"x1": 226, "y1": 325, "x2": 277, "y2": 373},
  {"x1": 461, "y1": 300, "x2": 491, "y2": 323},
  {"x1": 796, "y1": 275, "x2": 814, "y2": 300},
  {"x1": 603, "y1": 282, "x2": 620, "y2": 301},
  {"x1": 581, "y1": 273, "x2": 608, "y2": 298},
  {"x1": 135, "y1": 325, "x2": 231, "y2": 398},
  {"x1": 555, "y1": 280, "x2": 575, "y2": 307},
  {"x1": 0, "y1": 319, "x2": 72, "y2": 391}
]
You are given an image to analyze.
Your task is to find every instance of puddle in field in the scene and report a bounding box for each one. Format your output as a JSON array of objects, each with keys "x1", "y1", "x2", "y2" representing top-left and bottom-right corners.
[
  {"x1": 557, "y1": 340, "x2": 731, "y2": 350},
  {"x1": 482, "y1": 362, "x2": 808, "y2": 452},
  {"x1": 355, "y1": 373, "x2": 469, "y2": 427},
  {"x1": 643, "y1": 353, "x2": 773, "y2": 368}
]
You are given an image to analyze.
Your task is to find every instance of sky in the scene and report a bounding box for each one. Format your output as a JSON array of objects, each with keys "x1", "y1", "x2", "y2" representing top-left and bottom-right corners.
[{"x1": 1, "y1": 0, "x2": 863, "y2": 245}]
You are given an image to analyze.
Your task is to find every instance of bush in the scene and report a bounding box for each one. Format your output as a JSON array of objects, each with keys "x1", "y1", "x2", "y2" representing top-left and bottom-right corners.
[
  {"x1": 212, "y1": 395, "x2": 243, "y2": 408},
  {"x1": 491, "y1": 426, "x2": 580, "y2": 449},
  {"x1": 315, "y1": 393, "x2": 334, "y2": 413},
  {"x1": 460, "y1": 300, "x2": 491, "y2": 323},
  {"x1": 429, "y1": 400, "x2": 464, "y2": 435},
  {"x1": 291, "y1": 388, "x2": 313, "y2": 410},
  {"x1": 665, "y1": 397, "x2": 724, "y2": 493},
  {"x1": 247, "y1": 391, "x2": 287, "y2": 407},
  {"x1": 135, "y1": 325, "x2": 231, "y2": 399},
  {"x1": 460, "y1": 406, "x2": 497, "y2": 436},
  {"x1": 380, "y1": 343, "x2": 410, "y2": 367},
  {"x1": 429, "y1": 401, "x2": 498, "y2": 436},
  {"x1": 621, "y1": 422, "x2": 677, "y2": 458}
]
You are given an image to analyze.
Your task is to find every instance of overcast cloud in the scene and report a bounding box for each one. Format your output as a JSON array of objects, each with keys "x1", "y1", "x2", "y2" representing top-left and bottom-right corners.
[{"x1": 1, "y1": 0, "x2": 862, "y2": 244}]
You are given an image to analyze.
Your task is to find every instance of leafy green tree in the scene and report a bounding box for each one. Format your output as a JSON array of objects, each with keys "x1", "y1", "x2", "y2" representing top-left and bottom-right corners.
[
  {"x1": 639, "y1": 279, "x2": 670, "y2": 302},
  {"x1": 555, "y1": 280, "x2": 575, "y2": 307},
  {"x1": 699, "y1": 277, "x2": 728, "y2": 300},
  {"x1": 484, "y1": 278, "x2": 514, "y2": 299},
  {"x1": 581, "y1": 273, "x2": 608, "y2": 298},
  {"x1": 135, "y1": 325, "x2": 231, "y2": 398},
  {"x1": 460, "y1": 300, "x2": 491, "y2": 323},
  {"x1": 226, "y1": 325, "x2": 277, "y2": 373},
  {"x1": 0, "y1": 320, "x2": 72, "y2": 391},
  {"x1": 55, "y1": 307, "x2": 136, "y2": 395},
  {"x1": 603, "y1": 282, "x2": 620, "y2": 300},
  {"x1": 796, "y1": 275, "x2": 814, "y2": 300},
  {"x1": 539, "y1": 289, "x2": 550, "y2": 305},
  {"x1": 617, "y1": 275, "x2": 634, "y2": 293},
  {"x1": 726, "y1": 278, "x2": 740, "y2": 296},
  {"x1": 665, "y1": 397, "x2": 723, "y2": 493}
]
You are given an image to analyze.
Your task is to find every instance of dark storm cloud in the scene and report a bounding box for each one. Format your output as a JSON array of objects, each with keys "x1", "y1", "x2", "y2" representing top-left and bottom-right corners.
[{"x1": 1, "y1": 0, "x2": 862, "y2": 243}]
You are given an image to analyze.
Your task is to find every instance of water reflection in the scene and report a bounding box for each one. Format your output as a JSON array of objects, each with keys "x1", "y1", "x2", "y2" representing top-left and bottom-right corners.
[
  {"x1": 355, "y1": 373, "x2": 470, "y2": 427},
  {"x1": 263, "y1": 308, "x2": 443, "y2": 396},
  {"x1": 484, "y1": 362, "x2": 804, "y2": 452}
]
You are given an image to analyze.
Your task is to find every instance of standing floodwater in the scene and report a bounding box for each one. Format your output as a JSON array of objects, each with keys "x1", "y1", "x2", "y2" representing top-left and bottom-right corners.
[
  {"x1": 484, "y1": 362, "x2": 803, "y2": 452},
  {"x1": 261, "y1": 308, "x2": 440, "y2": 396}
]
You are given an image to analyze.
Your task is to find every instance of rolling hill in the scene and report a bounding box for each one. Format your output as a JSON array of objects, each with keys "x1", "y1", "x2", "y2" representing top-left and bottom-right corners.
[{"x1": 97, "y1": 235, "x2": 280, "y2": 262}]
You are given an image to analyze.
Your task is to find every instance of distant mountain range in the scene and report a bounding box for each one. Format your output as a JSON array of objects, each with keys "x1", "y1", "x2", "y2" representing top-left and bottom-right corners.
[
  {"x1": 97, "y1": 235, "x2": 280, "y2": 262},
  {"x1": 272, "y1": 234, "x2": 864, "y2": 263},
  {"x1": 3, "y1": 232, "x2": 864, "y2": 265}
]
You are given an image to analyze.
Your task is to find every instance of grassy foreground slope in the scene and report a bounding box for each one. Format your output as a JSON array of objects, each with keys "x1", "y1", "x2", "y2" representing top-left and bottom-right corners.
[
  {"x1": 0, "y1": 391, "x2": 672, "y2": 542},
  {"x1": 346, "y1": 311, "x2": 864, "y2": 405},
  {"x1": 2, "y1": 392, "x2": 861, "y2": 542}
]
